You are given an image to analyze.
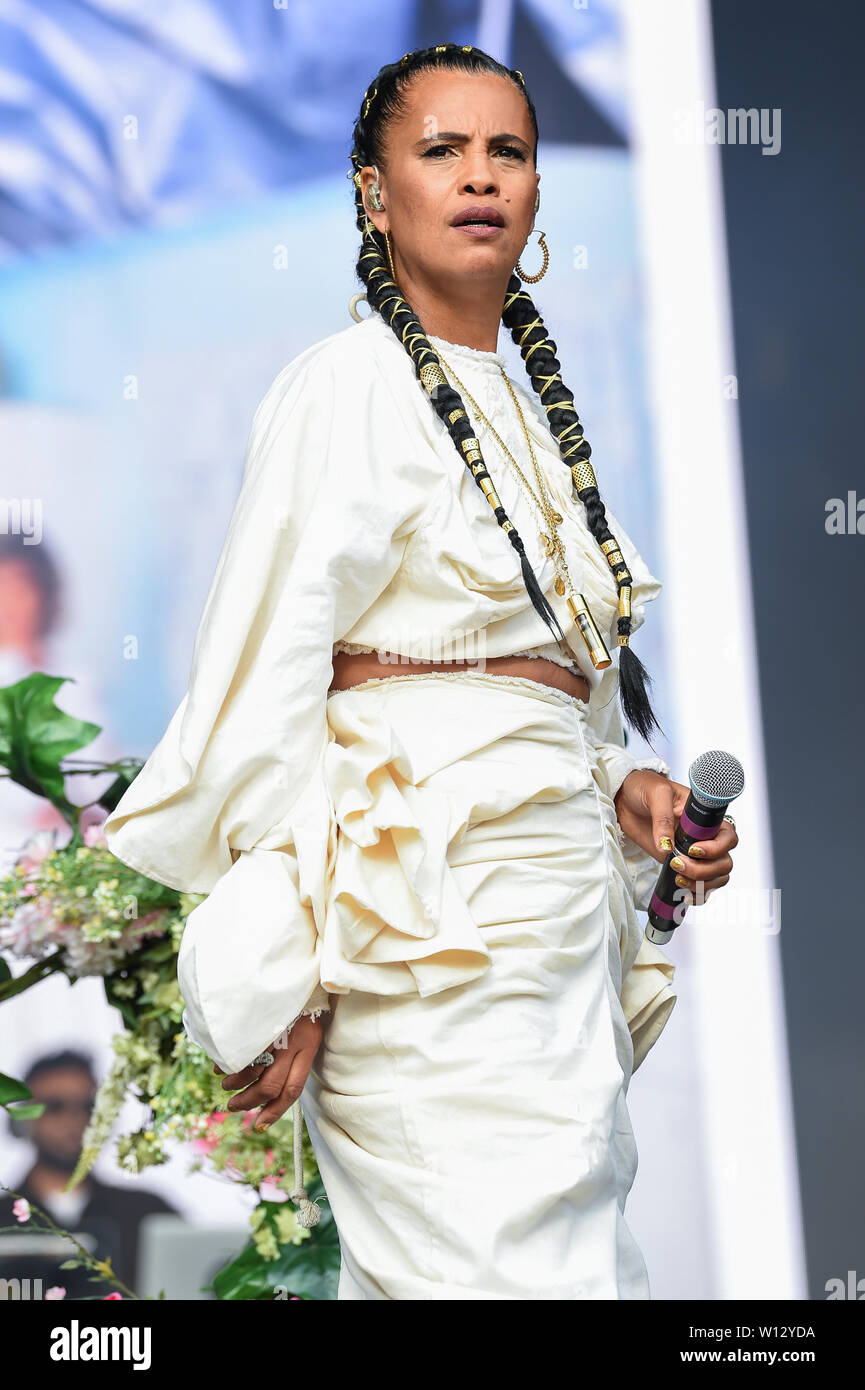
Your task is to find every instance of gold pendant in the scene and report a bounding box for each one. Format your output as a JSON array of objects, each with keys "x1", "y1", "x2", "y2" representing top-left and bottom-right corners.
[
  {"x1": 541, "y1": 533, "x2": 555, "y2": 556},
  {"x1": 554, "y1": 511, "x2": 563, "y2": 524},
  {"x1": 555, "y1": 577, "x2": 566, "y2": 596}
]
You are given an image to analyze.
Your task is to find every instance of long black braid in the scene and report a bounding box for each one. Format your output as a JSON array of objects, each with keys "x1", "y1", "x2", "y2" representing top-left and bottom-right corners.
[{"x1": 348, "y1": 43, "x2": 662, "y2": 742}]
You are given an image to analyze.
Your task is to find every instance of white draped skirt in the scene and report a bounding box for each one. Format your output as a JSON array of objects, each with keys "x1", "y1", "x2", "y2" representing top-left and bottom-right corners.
[{"x1": 300, "y1": 671, "x2": 675, "y2": 1300}]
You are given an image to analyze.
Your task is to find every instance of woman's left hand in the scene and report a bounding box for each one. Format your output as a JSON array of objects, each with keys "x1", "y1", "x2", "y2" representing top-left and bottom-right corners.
[{"x1": 614, "y1": 769, "x2": 738, "y2": 906}]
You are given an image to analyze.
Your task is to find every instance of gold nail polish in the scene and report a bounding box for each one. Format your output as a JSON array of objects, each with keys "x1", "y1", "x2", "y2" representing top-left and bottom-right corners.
[
  {"x1": 659, "y1": 835, "x2": 674, "y2": 852},
  {"x1": 675, "y1": 874, "x2": 690, "y2": 888},
  {"x1": 255, "y1": 1121, "x2": 270, "y2": 1134},
  {"x1": 689, "y1": 845, "x2": 707, "y2": 858},
  {"x1": 670, "y1": 856, "x2": 686, "y2": 872}
]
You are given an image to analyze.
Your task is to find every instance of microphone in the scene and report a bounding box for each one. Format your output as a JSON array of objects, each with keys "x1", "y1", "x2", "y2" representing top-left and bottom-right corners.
[{"x1": 645, "y1": 749, "x2": 745, "y2": 945}]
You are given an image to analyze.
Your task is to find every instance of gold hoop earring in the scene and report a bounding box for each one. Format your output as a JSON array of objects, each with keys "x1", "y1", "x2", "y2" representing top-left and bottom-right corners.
[{"x1": 516, "y1": 229, "x2": 549, "y2": 283}]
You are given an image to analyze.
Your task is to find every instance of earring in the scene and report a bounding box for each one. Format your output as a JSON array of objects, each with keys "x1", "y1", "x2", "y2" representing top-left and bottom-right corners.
[
  {"x1": 367, "y1": 163, "x2": 384, "y2": 212},
  {"x1": 349, "y1": 292, "x2": 369, "y2": 322},
  {"x1": 384, "y1": 228, "x2": 396, "y2": 279},
  {"x1": 535, "y1": 189, "x2": 540, "y2": 213},
  {"x1": 516, "y1": 229, "x2": 549, "y2": 283}
]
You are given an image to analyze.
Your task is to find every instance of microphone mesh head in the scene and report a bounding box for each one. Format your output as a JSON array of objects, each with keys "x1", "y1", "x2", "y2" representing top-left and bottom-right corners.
[{"x1": 689, "y1": 750, "x2": 745, "y2": 807}]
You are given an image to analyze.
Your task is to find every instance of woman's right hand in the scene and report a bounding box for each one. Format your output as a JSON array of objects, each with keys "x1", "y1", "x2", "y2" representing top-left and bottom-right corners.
[{"x1": 214, "y1": 1015, "x2": 325, "y2": 1132}]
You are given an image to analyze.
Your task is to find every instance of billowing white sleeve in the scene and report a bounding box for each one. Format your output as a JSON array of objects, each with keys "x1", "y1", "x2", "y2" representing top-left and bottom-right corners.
[{"x1": 103, "y1": 337, "x2": 438, "y2": 1074}]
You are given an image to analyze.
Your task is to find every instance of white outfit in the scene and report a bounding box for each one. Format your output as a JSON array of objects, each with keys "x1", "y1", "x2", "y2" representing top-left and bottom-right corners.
[{"x1": 102, "y1": 309, "x2": 677, "y2": 1299}]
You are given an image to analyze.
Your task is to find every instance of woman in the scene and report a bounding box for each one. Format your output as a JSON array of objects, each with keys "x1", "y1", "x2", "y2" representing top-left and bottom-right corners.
[{"x1": 103, "y1": 44, "x2": 737, "y2": 1299}]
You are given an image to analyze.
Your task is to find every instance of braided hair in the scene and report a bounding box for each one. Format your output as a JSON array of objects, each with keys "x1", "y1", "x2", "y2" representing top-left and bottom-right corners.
[{"x1": 348, "y1": 43, "x2": 662, "y2": 742}]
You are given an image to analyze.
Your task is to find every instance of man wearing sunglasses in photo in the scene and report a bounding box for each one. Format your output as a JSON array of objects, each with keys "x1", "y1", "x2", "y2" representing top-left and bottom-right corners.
[{"x1": 0, "y1": 1049, "x2": 178, "y2": 1297}]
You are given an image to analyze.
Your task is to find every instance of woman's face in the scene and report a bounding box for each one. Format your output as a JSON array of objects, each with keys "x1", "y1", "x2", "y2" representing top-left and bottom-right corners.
[{"x1": 361, "y1": 69, "x2": 539, "y2": 297}]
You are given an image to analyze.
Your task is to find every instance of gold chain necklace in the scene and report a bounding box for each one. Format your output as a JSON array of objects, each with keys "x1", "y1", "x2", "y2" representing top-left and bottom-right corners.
[
  {"x1": 436, "y1": 351, "x2": 612, "y2": 671},
  {"x1": 437, "y1": 353, "x2": 570, "y2": 597}
]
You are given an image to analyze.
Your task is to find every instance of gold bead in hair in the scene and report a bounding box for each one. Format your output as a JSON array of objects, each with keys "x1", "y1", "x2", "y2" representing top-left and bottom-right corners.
[
  {"x1": 419, "y1": 362, "x2": 448, "y2": 395},
  {"x1": 571, "y1": 460, "x2": 598, "y2": 493}
]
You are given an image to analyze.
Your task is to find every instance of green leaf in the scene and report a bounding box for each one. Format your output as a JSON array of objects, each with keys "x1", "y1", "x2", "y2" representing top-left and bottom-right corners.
[
  {"x1": 210, "y1": 1182, "x2": 340, "y2": 1301},
  {"x1": 0, "y1": 957, "x2": 12, "y2": 984},
  {"x1": 5, "y1": 1102, "x2": 45, "y2": 1119},
  {"x1": 0, "y1": 1072, "x2": 32, "y2": 1106},
  {"x1": 59, "y1": 1259, "x2": 83, "y2": 1270},
  {"x1": 0, "y1": 672, "x2": 102, "y2": 815},
  {"x1": 139, "y1": 940, "x2": 177, "y2": 965}
]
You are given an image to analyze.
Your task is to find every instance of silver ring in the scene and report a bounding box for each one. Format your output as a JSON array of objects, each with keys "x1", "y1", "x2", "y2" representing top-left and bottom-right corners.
[
  {"x1": 252, "y1": 1051, "x2": 274, "y2": 1068},
  {"x1": 722, "y1": 814, "x2": 736, "y2": 832}
]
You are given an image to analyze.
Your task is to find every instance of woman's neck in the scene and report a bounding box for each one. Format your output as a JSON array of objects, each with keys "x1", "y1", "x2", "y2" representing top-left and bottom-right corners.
[{"x1": 391, "y1": 273, "x2": 506, "y2": 353}]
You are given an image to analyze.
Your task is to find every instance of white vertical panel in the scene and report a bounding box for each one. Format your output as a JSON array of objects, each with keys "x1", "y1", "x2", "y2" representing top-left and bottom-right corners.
[{"x1": 621, "y1": 0, "x2": 807, "y2": 1297}]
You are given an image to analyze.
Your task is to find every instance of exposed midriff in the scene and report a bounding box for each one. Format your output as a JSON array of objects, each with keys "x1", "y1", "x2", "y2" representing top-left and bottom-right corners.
[{"x1": 330, "y1": 642, "x2": 591, "y2": 703}]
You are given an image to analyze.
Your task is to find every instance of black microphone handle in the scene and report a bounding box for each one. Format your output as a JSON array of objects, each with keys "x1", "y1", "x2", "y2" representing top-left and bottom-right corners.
[{"x1": 644, "y1": 791, "x2": 731, "y2": 945}]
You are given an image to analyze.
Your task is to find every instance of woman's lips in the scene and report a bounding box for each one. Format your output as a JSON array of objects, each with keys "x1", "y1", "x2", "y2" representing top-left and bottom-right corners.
[{"x1": 452, "y1": 223, "x2": 504, "y2": 238}]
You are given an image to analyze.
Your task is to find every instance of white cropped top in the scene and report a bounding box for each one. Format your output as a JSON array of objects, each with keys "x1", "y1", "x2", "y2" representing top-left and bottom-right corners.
[{"x1": 102, "y1": 309, "x2": 671, "y2": 1080}]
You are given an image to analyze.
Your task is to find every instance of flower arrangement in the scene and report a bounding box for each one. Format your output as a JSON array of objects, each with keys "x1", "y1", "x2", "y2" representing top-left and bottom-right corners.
[{"x1": 0, "y1": 672, "x2": 340, "y2": 1299}]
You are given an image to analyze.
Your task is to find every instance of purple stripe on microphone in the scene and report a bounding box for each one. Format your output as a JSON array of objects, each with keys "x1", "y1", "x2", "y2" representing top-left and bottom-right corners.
[
  {"x1": 650, "y1": 892, "x2": 680, "y2": 921},
  {"x1": 680, "y1": 807, "x2": 719, "y2": 840}
]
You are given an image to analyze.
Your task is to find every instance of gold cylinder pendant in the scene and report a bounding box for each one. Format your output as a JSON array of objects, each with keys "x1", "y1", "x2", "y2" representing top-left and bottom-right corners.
[{"x1": 567, "y1": 595, "x2": 612, "y2": 669}]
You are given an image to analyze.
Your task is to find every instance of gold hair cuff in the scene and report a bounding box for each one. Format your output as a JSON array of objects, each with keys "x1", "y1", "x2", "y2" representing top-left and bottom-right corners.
[
  {"x1": 571, "y1": 461, "x2": 598, "y2": 493},
  {"x1": 477, "y1": 477, "x2": 503, "y2": 510},
  {"x1": 419, "y1": 362, "x2": 448, "y2": 395}
]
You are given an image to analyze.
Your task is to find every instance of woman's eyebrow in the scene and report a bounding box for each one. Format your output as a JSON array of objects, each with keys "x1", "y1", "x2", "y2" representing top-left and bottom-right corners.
[{"x1": 414, "y1": 131, "x2": 531, "y2": 152}]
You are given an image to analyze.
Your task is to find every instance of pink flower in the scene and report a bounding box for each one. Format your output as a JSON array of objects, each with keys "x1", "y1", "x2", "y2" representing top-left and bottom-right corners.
[
  {"x1": 82, "y1": 821, "x2": 108, "y2": 848},
  {"x1": 258, "y1": 1177, "x2": 288, "y2": 1203},
  {"x1": 12, "y1": 1197, "x2": 30, "y2": 1222},
  {"x1": 45, "y1": 1286, "x2": 66, "y2": 1300},
  {"x1": 103, "y1": 1292, "x2": 122, "y2": 1300},
  {"x1": 191, "y1": 1132, "x2": 221, "y2": 1156},
  {"x1": 191, "y1": 1110, "x2": 228, "y2": 1155}
]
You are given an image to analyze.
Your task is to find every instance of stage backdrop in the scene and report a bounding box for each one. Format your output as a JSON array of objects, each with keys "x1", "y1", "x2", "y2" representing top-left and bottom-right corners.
[{"x1": 0, "y1": 0, "x2": 804, "y2": 1298}]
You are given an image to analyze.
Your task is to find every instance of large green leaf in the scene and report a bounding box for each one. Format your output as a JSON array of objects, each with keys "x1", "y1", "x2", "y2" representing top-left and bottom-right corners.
[
  {"x1": 209, "y1": 1182, "x2": 341, "y2": 1301},
  {"x1": 0, "y1": 672, "x2": 101, "y2": 813}
]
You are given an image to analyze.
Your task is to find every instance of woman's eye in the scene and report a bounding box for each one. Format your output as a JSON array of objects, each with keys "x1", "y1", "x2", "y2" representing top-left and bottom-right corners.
[{"x1": 422, "y1": 144, "x2": 527, "y2": 160}]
